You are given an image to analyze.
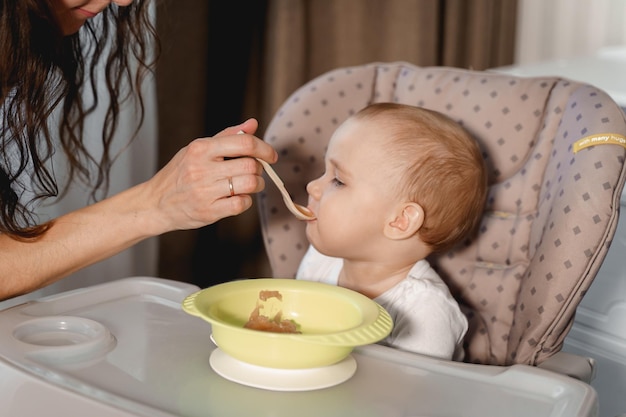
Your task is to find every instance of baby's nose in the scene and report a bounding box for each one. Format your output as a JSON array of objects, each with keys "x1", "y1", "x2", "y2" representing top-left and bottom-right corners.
[{"x1": 306, "y1": 178, "x2": 321, "y2": 198}]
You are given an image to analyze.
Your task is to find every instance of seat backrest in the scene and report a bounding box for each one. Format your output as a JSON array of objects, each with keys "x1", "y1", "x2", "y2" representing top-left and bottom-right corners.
[{"x1": 257, "y1": 62, "x2": 626, "y2": 366}]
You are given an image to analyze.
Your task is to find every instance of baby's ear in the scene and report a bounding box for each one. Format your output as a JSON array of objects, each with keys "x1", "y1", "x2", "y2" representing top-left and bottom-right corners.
[{"x1": 384, "y1": 202, "x2": 424, "y2": 240}]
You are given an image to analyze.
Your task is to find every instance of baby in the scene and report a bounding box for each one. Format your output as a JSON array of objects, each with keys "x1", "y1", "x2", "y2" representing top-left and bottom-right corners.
[{"x1": 296, "y1": 102, "x2": 488, "y2": 360}]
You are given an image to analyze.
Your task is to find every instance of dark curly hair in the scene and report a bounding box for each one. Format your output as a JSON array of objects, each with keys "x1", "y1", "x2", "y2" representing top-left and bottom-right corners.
[{"x1": 0, "y1": 0, "x2": 158, "y2": 239}]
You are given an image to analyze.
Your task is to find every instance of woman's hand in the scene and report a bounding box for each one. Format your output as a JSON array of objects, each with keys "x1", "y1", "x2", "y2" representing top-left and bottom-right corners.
[
  {"x1": 142, "y1": 118, "x2": 278, "y2": 233},
  {"x1": 0, "y1": 118, "x2": 277, "y2": 298}
]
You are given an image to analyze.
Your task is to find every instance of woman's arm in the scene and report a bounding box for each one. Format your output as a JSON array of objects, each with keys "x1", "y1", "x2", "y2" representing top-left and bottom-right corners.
[{"x1": 0, "y1": 119, "x2": 277, "y2": 300}]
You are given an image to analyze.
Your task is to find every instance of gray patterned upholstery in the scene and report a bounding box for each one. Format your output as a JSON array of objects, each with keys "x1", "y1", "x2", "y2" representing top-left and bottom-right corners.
[{"x1": 257, "y1": 62, "x2": 626, "y2": 366}]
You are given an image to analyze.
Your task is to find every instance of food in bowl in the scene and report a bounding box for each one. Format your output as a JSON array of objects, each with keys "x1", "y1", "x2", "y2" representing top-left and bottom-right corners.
[
  {"x1": 244, "y1": 290, "x2": 301, "y2": 334},
  {"x1": 182, "y1": 278, "x2": 393, "y2": 369}
]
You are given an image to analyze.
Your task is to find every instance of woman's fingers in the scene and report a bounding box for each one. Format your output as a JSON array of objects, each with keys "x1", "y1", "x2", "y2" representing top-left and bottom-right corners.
[
  {"x1": 213, "y1": 118, "x2": 258, "y2": 139},
  {"x1": 176, "y1": 171, "x2": 264, "y2": 225},
  {"x1": 221, "y1": 172, "x2": 266, "y2": 198},
  {"x1": 209, "y1": 120, "x2": 277, "y2": 163},
  {"x1": 207, "y1": 134, "x2": 277, "y2": 163},
  {"x1": 145, "y1": 127, "x2": 276, "y2": 232}
]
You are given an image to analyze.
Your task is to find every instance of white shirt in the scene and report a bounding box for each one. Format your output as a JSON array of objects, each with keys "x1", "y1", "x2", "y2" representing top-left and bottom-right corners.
[{"x1": 296, "y1": 245, "x2": 468, "y2": 360}]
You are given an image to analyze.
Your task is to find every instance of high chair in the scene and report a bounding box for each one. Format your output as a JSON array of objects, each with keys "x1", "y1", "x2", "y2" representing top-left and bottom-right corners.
[{"x1": 257, "y1": 62, "x2": 626, "y2": 382}]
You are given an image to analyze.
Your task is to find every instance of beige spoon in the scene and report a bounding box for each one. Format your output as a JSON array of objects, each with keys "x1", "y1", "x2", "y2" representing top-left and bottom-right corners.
[
  {"x1": 236, "y1": 130, "x2": 315, "y2": 221},
  {"x1": 256, "y1": 158, "x2": 316, "y2": 221}
]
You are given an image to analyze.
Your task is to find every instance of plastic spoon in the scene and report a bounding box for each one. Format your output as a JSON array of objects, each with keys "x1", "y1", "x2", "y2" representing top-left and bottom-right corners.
[
  {"x1": 256, "y1": 158, "x2": 316, "y2": 221},
  {"x1": 236, "y1": 130, "x2": 315, "y2": 221}
]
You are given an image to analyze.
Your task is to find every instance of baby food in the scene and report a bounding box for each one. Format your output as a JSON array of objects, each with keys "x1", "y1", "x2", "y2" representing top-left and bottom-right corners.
[{"x1": 244, "y1": 290, "x2": 301, "y2": 333}]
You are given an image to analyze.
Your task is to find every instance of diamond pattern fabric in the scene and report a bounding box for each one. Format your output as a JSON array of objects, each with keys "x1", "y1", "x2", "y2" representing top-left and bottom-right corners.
[{"x1": 257, "y1": 62, "x2": 626, "y2": 366}]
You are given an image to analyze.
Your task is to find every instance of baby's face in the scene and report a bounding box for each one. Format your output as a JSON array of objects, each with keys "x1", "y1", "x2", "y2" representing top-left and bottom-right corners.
[{"x1": 304, "y1": 118, "x2": 403, "y2": 260}]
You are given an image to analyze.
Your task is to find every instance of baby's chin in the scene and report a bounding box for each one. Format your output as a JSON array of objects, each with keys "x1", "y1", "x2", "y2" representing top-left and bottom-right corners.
[
  {"x1": 308, "y1": 241, "x2": 336, "y2": 258},
  {"x1": 305, "y1": 224, "x2": 339, "y2": 255},
  {"x1": 305, "y1": 226, "x2": 323, "y2": 247}
]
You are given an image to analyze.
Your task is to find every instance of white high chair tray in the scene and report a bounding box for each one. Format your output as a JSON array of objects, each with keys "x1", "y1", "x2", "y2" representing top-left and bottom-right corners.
[{"x1": 0, "y1": 277, "x2": 597, "y2": 417}]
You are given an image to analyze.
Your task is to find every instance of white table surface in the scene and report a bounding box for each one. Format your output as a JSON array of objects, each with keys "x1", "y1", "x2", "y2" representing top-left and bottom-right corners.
[{"x1": 0, "y1": 277, "x2": 598, "y2": 417}]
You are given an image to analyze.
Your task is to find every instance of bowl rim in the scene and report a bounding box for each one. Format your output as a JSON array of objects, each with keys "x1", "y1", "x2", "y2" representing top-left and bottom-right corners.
[{"x1": 182, "y1": 278, "x2": 393, "y2": 346}]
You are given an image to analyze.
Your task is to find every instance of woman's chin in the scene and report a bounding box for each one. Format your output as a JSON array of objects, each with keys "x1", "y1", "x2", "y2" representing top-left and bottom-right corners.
[{"x1": 62, "y1": 23, "x2": 83, "y2": 36}]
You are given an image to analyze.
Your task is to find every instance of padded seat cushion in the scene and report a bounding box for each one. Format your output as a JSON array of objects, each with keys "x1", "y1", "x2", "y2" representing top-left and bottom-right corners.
[{"x1": 258, "y1": 62, "x2": 626, "y2": 365}]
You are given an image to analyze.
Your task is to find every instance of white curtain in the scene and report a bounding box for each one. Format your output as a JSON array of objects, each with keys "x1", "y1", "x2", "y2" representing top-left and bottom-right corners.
[{"x1": 515, "y1": 0, "x2": 626, "y2": 64}]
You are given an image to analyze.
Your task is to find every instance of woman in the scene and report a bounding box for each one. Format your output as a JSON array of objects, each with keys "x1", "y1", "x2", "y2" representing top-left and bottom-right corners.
[{"x1": 0, "y1": 0, "x2": 277, "y2": 299}]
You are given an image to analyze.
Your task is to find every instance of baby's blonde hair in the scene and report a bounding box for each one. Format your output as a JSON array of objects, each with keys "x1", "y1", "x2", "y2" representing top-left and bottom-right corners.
[{"x1": 354, "y1": 103, "x2": 488, "y2": 253}]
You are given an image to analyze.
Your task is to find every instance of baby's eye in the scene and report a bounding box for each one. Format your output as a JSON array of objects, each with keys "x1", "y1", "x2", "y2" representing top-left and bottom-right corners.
[{"x1": 331, "y1": 177, "x2": 345, "y2": 187}]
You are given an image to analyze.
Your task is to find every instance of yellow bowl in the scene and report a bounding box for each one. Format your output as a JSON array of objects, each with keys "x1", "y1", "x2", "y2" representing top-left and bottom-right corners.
[{"x1": 182, "y1": 278, "x2": 393, "y2": 369}]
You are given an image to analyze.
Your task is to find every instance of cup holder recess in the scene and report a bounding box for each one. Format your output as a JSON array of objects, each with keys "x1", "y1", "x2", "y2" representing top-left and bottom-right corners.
[{"x1": 13, "y1": 316, "x2": 116, "y2": 365}]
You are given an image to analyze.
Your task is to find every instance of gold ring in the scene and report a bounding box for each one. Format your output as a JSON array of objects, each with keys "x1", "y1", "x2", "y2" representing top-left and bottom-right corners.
[{"x1": 228, "y1": 177, "x2": 235, "y2": 197}]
